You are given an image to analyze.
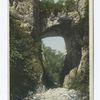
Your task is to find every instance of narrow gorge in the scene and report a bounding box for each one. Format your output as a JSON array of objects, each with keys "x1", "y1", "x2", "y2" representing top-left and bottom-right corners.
[{"x1": 10, "y1": 0, "x2": 89, "y2": 100}]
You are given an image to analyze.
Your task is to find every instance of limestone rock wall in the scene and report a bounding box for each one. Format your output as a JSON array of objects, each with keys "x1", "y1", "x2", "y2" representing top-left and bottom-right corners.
[
  {"x1": 63, "y1": 45, "x2": 89, "y2": 95},
  {"x1": 10, "y1": 0, "x2": 33, "y2": 34}
]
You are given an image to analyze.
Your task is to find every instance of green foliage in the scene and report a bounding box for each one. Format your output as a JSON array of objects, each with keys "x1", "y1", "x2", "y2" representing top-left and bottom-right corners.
[
  {"x1": 42, "y1": 45, "x2": 65, "y2": 83},
  {"x1": 10, "y1": 17, "x2": 42, "y2": 98},
  {"x1": 40, "y1": 0, "x2": 76, "y2": 18},
  {"x1": 65, "y1": 0, "x2": 76, "y2": 12},
  {"x1": 39, "y1": 0, "x2": 63, "y2": 18},
  {"x1": 40, "y1": 0, "x2": 55, "y2": 18}
]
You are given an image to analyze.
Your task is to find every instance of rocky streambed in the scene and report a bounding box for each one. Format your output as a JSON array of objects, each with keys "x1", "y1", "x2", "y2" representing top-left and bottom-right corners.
[{"x1": 23, "y1": 88, "x2": 88, "y2": 100}]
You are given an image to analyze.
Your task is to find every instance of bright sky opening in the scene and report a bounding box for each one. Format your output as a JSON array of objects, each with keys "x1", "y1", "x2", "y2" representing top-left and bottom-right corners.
[{"x1": 42, "y1": 37, "x2": 66, "y2": 54}]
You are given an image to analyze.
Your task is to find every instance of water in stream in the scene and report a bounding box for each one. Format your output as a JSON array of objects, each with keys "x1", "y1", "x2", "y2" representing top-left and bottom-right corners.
[{"x1": 23, "y1": 87, "x2": 88, "y2": 100}]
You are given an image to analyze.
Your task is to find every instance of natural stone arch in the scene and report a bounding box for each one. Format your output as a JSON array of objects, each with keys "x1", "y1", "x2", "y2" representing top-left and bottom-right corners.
[{"x1": 41, "y1": 21, "x2": 82, "y2": 85}]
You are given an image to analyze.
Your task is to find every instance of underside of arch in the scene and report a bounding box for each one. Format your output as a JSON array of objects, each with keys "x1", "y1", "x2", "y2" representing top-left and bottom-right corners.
[{"x1": 41, "y1": 23, "x2": 82, "y2": 85}]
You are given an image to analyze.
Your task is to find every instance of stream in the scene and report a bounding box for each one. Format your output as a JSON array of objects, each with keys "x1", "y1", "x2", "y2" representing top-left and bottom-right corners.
[{"x1": 23, "y1": 86, "x2": 88, "y2": 100}]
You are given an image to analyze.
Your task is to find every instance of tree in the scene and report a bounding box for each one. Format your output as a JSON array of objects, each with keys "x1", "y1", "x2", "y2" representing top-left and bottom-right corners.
[{"x1": 42, "y1": 45, "x2": 65, "y2": 84}]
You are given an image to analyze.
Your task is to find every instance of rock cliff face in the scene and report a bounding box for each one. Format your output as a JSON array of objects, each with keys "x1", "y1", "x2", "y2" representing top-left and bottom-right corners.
[
  {"x1": 10, "y1": 0, "x2": 89, "y2": 99},
  {"x1": 63, "y1": 45, "x2": 89, "y2": 93},
  {"x1": 10, "y1": 0, "x2": 33, "y2": 33},
  {"x1": 41, "y1": 0, "x2": 89, "y2": 88},
  {"x1": 10, "y1": 1, "x2": 43, "y2": 99}
]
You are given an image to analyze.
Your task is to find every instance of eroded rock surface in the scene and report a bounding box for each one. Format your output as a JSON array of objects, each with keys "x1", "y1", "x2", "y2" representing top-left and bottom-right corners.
[{"x1": 63, "y1": 45, "x2": 89, "y2": 96}]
